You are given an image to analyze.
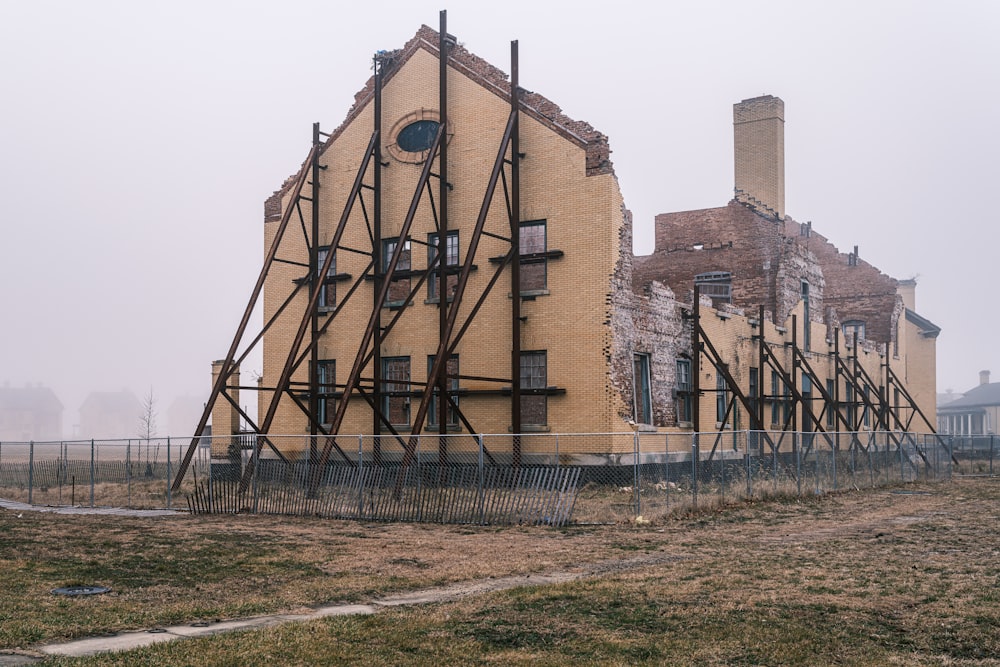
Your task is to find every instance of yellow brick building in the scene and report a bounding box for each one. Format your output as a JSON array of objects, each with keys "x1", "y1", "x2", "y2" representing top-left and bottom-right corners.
[{"x1": 204, "y1": 25, "x2": 939, "y2": 468}]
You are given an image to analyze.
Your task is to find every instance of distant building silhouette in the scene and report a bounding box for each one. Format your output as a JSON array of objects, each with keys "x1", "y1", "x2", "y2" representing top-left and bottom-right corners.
[
  {"x1": 0, "y1": 384, "x2": 63, "y2": 441},
  {"x1": 79, "y1": 390, "x2": 143, "y2": 440}
]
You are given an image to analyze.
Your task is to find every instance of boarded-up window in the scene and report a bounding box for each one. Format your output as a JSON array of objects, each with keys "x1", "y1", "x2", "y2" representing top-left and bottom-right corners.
[
  {"x1": 519, "y1": 221, "x2": 547, "y2": 292},
  {"x1": 694, "y1": 271, "x2": 731, "y2": 305},
  {"x1": 520, "y1": 350, "x2": 547, "y2": 426},
  {"x1": 382, "y1": 357, "x2": 410, "y2": 427}
]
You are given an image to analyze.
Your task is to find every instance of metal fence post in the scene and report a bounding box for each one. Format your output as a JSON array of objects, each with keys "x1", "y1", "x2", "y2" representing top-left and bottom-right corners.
[
  {"x1": 831, "y1": 435, "x2": 838, "y2": 491},
  {"x1": 772, "y1": 432, "x2": 779, "y2": 493},
  {"x1": 691, "y1": 433, "x2": 698, "y2": 509},
  {"x1": 358, "y1": 434, "x2": 364, "y2": 519},
  {"x1": 127, "y1": 440, "x2": 132, "y2": 508},
  {"x1": 90, "y1": 439, "x2": 95, "y2": 508},
  {"x1": 28, "y1": 441, "x2": 34, "y2": 505},
  {"x1": 166, "y1": 437, "x2": 172, "y2": 509},
  {"x1": 252, "y1": 444, "x2": 259, "y2": 514},
  {"x1": 898, "y1": 436, "x2": 905, "y2": 483},
  {"x1": 478, "y1": 433, "x2": 485, "y2": 525},
  {"x1": 634, "y1": 431, "x2": 641, "y2": 517},
  {"x1": 416, "y1": 435, "x2": 423, "y2": 523},
  {"x1": 990, "y1": 435, "x2": 996, "y2": 477},
  {"x1": 720, "y1": 433, "x2": 726, "y2": 502},
  {"x1": 746, "y1": 431, "x2": 752, "y2": 499},
  {"x1": 794, "y1": 432, "x2": 801, "y2": 496},
  {"x1": 665, "y1": 433, "x2": 671, "y2": 508}
]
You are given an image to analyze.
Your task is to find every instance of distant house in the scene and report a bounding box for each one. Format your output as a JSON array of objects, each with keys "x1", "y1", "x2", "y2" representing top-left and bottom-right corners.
[
  {"x1": 937, "y1": 371, "x2": 1000, "y2": 435},
  {"x1": 0, "y1": 384, "x2": 63, "y2": 441},
  {"x1": 79, "y1": 391, "x2": 143, "y2": 440}
]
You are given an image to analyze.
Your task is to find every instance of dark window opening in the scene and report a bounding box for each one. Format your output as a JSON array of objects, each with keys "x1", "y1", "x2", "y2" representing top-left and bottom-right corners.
[
  {"x1": 427, "y1": 354, "x2": 459, "y2": 428},
  {"x1": 771, "y1": 371, "x2": 782, "y2": 426},
  {"x1": 676, "y1": 359, "x2": 692, "y2": 424},
  {"x1": 826, "y1": 379, "x2": 836, "y2": 429},
  {"x1": 520, "y1": 350, "x2": 547, "y2": 426},
  {"x1": 383, "y1": 238, "x2": 411, "y2": 307},
  {"x1": 428, "y1": 231, "x2": 459, "y2": 301},
  {"x1": 715, "y1": 368, "x2": 728, "y2": 424},
  {"x1": 316, "y1": 360, "x2": 335, "y2": 425},
  {"x1": 633, "y1": 354, "x2": 652, "y2": 425},
  {"x1": 382, "y1": 356, "x2": 411, "y2": 427},
  {"x1": 317, "y1": 246, "x2": 337, "y2": 310},
  {"x1": 845, "y1": 383, "x2": 856, "y2": 428},
  {"x1": 519, "y1": 220, "x2": 547, "y2": 292},
  {"x1": 396, "y1": 120, "x2": 440, "y2": 153}
]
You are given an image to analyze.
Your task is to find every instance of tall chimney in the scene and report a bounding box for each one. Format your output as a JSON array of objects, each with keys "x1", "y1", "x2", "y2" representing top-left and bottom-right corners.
[
  {"x1": 734, "y1": 95, "x2": 785, "y2": 219},
  {"x1": 898, "y1": 278, "x2": 917, "y2": 311},
  {"x1": 980, "y1": 370, "x2": 991, "y2": 386}
]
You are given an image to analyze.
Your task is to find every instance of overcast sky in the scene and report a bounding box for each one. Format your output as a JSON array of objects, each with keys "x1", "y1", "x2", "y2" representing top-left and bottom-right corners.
[{"x1": 1, "y1": 0, "x2": 997, "y2": 436}]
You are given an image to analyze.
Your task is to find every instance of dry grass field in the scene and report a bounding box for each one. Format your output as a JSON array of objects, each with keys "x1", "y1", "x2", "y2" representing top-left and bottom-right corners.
[{"x1": 2, "y1": 478, "x2": 998, "y2": 665}]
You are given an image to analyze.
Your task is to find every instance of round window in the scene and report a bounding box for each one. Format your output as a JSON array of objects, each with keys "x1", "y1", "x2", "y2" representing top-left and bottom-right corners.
[{"x1": 396, "y1": 120, "x2": 440, "y2": 153}]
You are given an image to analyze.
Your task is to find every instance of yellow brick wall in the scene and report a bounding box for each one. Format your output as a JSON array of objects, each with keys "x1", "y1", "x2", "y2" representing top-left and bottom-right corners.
[{"x1": 260, "y1": 47, "x2": 626, "y2": 455}]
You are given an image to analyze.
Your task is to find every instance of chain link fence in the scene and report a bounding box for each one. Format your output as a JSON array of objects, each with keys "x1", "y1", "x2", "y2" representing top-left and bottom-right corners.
[{"x1": 0, "y1": 431, "x2": 987, "y2": 523}]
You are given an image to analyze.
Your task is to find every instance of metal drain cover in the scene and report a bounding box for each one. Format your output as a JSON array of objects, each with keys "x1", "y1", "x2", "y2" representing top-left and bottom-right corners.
[{"x1": 51, "y1": 585, "x2": 111, "y2": 596}]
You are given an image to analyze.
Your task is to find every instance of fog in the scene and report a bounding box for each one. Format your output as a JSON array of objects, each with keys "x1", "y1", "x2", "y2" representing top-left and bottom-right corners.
[{"x1": 1, "y1": 1, "x2": 997, "y2": 437}]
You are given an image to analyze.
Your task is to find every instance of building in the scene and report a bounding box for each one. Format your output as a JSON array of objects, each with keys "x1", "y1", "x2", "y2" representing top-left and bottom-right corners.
[
  {"x1": 629, "y1": 95, "x2": 940, "y2": 438},
  {"x1": 78, "y1": 390, "x2": 143, "y2": 440},
  {"x1": 0, "y1": 384, "x2": 63, "y2": 442},
  {"x1": 937, "y1": 371, "x2": 999, "y2": 436},
  {"x1": 186, "y1": 18, "x2": 940, "y2": 477}
]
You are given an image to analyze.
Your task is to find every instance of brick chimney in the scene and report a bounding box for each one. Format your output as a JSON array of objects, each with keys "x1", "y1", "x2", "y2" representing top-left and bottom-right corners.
[
  {"x1": 210, "y1": 360, "x2": 240, "y2": 459},
  {"x1": 734, "y1": 95, "x2": 785, "y2": 219},
  {"x1": 980, "y1": 370, "x2": 991, "y2": 386},
  {"x1": 898, "y1": 278, "x2": 917, "y2": 311}
]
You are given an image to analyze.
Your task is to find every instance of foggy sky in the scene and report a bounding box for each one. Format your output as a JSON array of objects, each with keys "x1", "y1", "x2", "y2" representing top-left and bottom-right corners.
[{"x1": 1, "y1": 0, "x2": 997, "y2": 436}]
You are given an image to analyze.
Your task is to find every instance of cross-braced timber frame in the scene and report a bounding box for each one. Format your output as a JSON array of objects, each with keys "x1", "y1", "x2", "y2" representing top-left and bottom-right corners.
[
  {"x1": 172, "y1": 11, "x2": 529, "y2": 492},
  {"x1": 689, "y1": 287, "x2": 949, "y2": 472}
]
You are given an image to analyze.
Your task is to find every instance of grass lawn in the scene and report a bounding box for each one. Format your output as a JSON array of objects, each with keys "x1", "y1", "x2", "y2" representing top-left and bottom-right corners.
[{"x1": 3, "y1": 478, "x2": 999, "y2": 665}]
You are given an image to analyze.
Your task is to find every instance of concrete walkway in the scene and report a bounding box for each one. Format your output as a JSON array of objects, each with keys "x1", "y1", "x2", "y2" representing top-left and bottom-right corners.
[
  {"x1": 0, "y1": 571, "x2": 598, "y2": 663},
  {"x1": 0, "y1": 498, "x2": 181, "y2": 518}
]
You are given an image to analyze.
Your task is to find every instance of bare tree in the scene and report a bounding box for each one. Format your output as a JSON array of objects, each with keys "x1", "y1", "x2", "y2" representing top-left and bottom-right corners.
[{"x1": 138, "y1": 388, "x2": 158, "y2": 470}]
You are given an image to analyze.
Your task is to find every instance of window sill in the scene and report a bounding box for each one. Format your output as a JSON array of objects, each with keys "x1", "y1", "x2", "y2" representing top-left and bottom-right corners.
[
  {"x1": 509, "y1": 425, "x2": 551, "y2": 433},
  {"x1": 677, "y1": 421, "x2": 693, "y2": 429},
  {"x1": 508, "y1": 289, "x2": 550, "y2": 300},
  {"x1": 637, "y1": 423, "x2": 657, "y2": 432},
  {"x1": 425, "y1": 425, "x2": 462, "y2": 433}
]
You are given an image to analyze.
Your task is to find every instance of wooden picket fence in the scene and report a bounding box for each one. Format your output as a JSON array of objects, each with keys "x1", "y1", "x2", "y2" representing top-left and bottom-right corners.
[{"x1": 187, "y1": 464, "x2": 580, "y2": 527}]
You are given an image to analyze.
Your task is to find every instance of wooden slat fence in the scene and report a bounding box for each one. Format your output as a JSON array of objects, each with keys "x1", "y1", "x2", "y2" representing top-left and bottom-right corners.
[{"x1": 187, "y1": 465, "x2": 580, "y2": 527}]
